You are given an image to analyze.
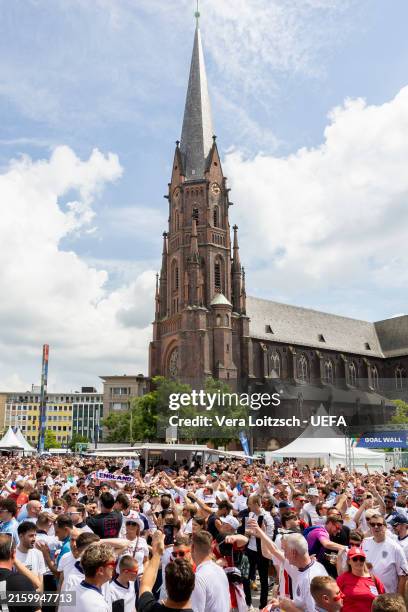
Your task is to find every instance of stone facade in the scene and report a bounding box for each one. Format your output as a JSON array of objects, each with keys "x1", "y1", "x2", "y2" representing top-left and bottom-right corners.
[{"x1": 148, "y1": 23, "x2": 408, "y2": 447}]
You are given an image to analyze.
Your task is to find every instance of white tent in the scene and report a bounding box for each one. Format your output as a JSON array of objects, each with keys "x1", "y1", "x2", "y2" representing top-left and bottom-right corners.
[
  {"x1": 266, "y1": 405, "x2": 385, "y2": 471},
  {"x1": 14, "y1": 427, "x2": 36, "y2": 454},
  {"x1": 0, "y1": 427, "x2": 24, "y2": 451}
]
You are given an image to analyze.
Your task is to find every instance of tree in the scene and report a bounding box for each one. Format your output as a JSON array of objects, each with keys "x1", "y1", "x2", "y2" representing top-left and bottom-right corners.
[
  {"x1": 69, "y1": 433, "x2": 89, "y2": 451},
  {"x1": 103, "y1": 376, "x2": 248, "y2": 447},
  {"x1": 390, "y1": 400, "x2": 408, "y2": 424},
  {"x1": 103, "y1": 377, "x2": 192, "y2": 443},
  {"x1": 44, "y1": 430, "x2": 59, "y2": 450}
]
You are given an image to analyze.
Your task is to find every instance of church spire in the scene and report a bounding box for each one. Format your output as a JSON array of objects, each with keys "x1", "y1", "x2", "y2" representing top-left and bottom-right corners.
[{"x1": 180, "y1": 11, "x2": 214, "y2": 180}]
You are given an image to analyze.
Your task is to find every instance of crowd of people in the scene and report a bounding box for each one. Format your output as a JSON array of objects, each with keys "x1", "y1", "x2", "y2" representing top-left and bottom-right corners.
[{"x1": 0, "y1": 454, "x2": 407, "y2": 611}]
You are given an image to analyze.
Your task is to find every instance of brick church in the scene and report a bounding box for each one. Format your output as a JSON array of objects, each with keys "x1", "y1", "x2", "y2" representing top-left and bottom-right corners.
[{"x1": 149, "y1": 19, "x2": 408, "y2": 447}]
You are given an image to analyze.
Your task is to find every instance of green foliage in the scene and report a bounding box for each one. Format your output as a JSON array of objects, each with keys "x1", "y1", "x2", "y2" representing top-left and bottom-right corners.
[
  {"x1": 391, "y1": 400, "x2": 408, "y2": 424},
  {"x1": 69, "y1": 433, "x2": 89, "y2": 451},
  {"x1": 102, "y1": 376, "x2": 247, "y2": 446},
  {"x1": 103, "y1": 377, "x2": 192, "y2": 443},
  {"x1": 44, "y1": 430, "x2": 59, "y2": 450}
]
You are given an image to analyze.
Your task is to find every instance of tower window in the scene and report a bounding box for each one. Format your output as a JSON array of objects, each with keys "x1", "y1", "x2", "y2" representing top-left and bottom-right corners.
[
  {"x1": 265, "y1": 325, "x2": 273, "y2": 334},
  {"x1": 318, "y1": 334, "x2": 325, "y2": 342},
  {"x1": 175, "y1": 267, "x2": 179, "y2": 290},
  {"x1": 213, "y1": 206, "x2": 219, "y2": 227},
  {"x1": 214, "y1": 262, "x2": 221, "y2": 291},
  {"x1": 364, "y1": 342, "x2": 371, "y2": 350},
  {"x1": 192, "y1": 208, "x2": 199, "y2": 222}
]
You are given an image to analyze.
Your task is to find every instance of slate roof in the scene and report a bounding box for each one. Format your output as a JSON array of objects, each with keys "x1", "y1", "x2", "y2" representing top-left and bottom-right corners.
[
  {"x1": 246, "y1": 296, "x2": 385, "y2": 357},
  {"x1": 180, "y1": 24, "x2": 214, "y2": 180},
  {"x1": 374, "y1": 316, "x2": 408, "y2": 358}
]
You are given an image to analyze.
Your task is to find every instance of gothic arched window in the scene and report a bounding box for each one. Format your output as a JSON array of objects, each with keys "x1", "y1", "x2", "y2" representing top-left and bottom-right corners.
[
  {"x1": 192, "y1": 208, "x2": 199, "y2": 222},
  {"x1": 298, "y1": 355, "x2": 309, "y2": 382},
  {"x1": 370, "y1": 365, "x2": 379, "y2": 390},
  {"x1": 323, "y1": 360, "x2": 334, "y2": 384},
  {"x1": 214, "y1": 261, "x2": 221, "y2": 292},
  {"x1": 349, "y1": 361, "x2": 357, "y2": 387},
  {"x1": 270, "y1": 351, "x2": 281, "y2": 378},
  {"x1": 171, "y1": 260, "x2": 179, "y2": 294},
  {"x1": 213, "y1": 206, "x2": 219, "y2": 227},
  {"x1": 395, "y1": 367, "x2": 405, "y2": 390}
]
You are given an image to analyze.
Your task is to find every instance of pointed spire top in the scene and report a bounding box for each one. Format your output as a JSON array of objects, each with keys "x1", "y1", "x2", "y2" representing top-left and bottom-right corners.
[
  {"x1": 180, "y1": 9, "x2": 214, "y2": 180},
  {"x1": 195, "y1": 0, "x2": 200, "y2": 26}
]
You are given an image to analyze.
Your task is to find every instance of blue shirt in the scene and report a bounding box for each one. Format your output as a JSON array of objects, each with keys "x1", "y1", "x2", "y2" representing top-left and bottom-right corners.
[
  {"x1": 56, "y1": 536, "x2": 71, "y2": 566},
  {"x1": 0, "y1": 518, "x2": 19, "y2": 544}
]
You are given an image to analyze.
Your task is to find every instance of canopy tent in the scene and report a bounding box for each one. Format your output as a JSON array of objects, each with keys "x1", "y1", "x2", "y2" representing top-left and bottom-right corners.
[
  {"x1": 266, "y1": 405, "x2": 385, "y2": 471},
  {"x1": 0, "y1": 427, "x2": 24, "y2": 451},
  {"x1": 13, "y1": 427, "x2": 36, "y2": 454},
  {"x1": 85, "y1": 443, "x2": 254, "y2": 467}
]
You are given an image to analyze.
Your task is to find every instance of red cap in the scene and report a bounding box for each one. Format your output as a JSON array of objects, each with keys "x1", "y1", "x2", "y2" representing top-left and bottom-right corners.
[{"x1": 347, "y1": 547, "x2": 366, "y2": 560}]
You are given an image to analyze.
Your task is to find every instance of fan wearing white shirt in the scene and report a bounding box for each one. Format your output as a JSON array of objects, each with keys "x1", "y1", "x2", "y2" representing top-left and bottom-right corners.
[
  {"x1": 190, "y1": 530, "x2": 230, "y2": 612},
  {"x1": 16, "y1": 521, "x2": 47, "y2": 592},
  {"x1": 108, "y1": 555, "x2": 138, "y2": 612},
  {"x1": 362, "y1": 513, "x2": 408, "y2": 595},
  {"x1": 75, "y1": 542, "x2": 116, "y2": 612},
  {"x1": 248, "y1": 520, "x2": 328, "y2": 612}
]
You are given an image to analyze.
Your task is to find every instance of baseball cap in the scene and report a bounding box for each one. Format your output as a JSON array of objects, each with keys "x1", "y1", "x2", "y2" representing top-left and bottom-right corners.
[
  {"x1": 307, "y1": 487, "x2": 319, "y2": 497},
  {"x1": 220, "y1": 515, "x2": 240, "y2": 530},
  {"x1": 390, "y1": 513, "x2": 408, "y2": 526},
  {"x1": 347, "y1": 547, "x2": 366, "y2": 560},
  {"x1": 278, "y1": 501, "x2": 292, "y2": 509}
]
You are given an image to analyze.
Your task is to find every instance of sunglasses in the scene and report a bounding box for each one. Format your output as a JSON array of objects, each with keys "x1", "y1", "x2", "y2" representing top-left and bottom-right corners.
[
  {"x1": 126, "y1": 522, "x2": 140, "y2": 527},
  {"x1": 369, "y1": 522, "x2": 385, "y2": 528},
  {"x1": 350, "y1": 556, "x2": 365, "y2": 563},
  {"x1": 171, "y1": 550, "x2": 190, "y2": 558},
  {"x1": 52, "y1": 506, "x2": 63, "y2": 511}
]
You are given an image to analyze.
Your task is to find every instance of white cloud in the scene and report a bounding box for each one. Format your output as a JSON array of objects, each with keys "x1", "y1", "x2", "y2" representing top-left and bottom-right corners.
[
  {"x1": 224, "y1": 86, "x2": 408, "y2": 319},
  {"x1": 0, "y1": 146, "x2": 155, "y2": 391}
]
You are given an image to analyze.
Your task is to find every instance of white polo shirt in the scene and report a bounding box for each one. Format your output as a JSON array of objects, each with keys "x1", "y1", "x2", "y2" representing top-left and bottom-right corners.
[
  {"x1": 190, "y1": 559, "x2": 230, "y2": 612},
  {"x1": 75, "y1": 581, "x2": 110, "y2": 612},
  {"x1": 363, "y1": 536, "x2": 408, "y2": 593}
]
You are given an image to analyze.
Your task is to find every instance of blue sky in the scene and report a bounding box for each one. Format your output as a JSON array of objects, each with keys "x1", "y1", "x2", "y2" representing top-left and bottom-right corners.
[{"x1": 1, "y1": 0, "x2": 408, "y2": 391}]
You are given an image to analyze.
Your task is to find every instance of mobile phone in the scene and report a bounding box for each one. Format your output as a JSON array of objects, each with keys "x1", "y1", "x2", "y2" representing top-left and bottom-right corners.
[{"x1": 163, "y1": 524, "x2": 174, "y2": 546}]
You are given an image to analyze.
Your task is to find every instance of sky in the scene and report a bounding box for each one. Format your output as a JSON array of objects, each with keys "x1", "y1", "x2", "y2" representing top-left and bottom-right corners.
[{"x1": 1, "y1": 0, "x2": 408, "y2": 392}]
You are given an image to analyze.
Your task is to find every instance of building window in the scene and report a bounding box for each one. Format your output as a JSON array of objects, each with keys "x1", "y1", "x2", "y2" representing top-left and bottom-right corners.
[
  {"x1": 349, "y1": 362, "x2": 357, "y2": 386},
  {"x1": 213, "y1": 206, "x2": 219, "y2": 227},
  {"x1": 370, "y1": 365, "x2": 379, "y2": 390},
  {"x1": 323, "y1": 360, "x2": 334, "y2": 384},
  {"x1": 298, "y1": 355, "x2": 309, "y2": 382},
  {"x1": 214, "y1": 261, "x2": 221, "y2": 291},
  {"x1": 192, "y1": 208, "x2": 199, "y2": 222},
  {"x1": 270, "y1": 352, "x2": 281, "y2": 378},
  {"x1": 395, "y1": 367, "x2": 405, "y2": 390}
]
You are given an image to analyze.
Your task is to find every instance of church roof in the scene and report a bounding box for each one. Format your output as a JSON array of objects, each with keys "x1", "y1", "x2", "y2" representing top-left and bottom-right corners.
[
  {"x1": 247, "y1": 296, "x2": 385, "y2": 357},
  {"x1": 374, "y1": 315, "x2": 408, "y2": 358},
  {"x1": 210, "y1": 293, "x2": 232, "y2": 307},
  {"x1": 180, "y1": 24, "x2": 214, "y2": 180}
]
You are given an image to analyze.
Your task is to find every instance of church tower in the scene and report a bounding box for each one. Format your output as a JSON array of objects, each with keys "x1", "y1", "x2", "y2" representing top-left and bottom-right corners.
[{"x1": 149, "y1": 13, "x2": 250, "y2": 388}]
